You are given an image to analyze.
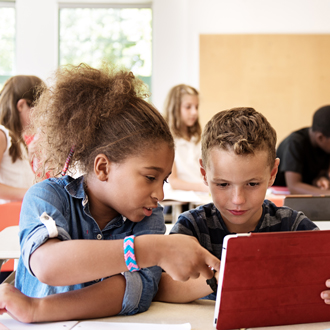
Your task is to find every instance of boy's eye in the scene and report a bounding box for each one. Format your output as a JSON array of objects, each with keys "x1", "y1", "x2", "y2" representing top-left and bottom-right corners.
[
  {"x1": 216, "y1": 183, "x2": 228, "y2": 188},
  {"x1": 248, "y1": 182, "x2": 259, "y2": 187}
]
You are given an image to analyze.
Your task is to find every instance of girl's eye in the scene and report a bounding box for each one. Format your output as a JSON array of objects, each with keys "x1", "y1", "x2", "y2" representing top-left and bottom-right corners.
[
  {"x1": 146, "y1": 176, "x2": 156, "y2": 182},
  {"x1": 248, "y1": 182, "x2": 259, "y2": 187},
  {"x1": 163, "y1": 179, "x2": 169, "y2": 184}
]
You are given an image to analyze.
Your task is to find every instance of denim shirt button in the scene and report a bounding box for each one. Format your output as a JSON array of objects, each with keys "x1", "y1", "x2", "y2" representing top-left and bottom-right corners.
[{"x1": 97, "y1": 234, "x2": 102, "y2": 240}]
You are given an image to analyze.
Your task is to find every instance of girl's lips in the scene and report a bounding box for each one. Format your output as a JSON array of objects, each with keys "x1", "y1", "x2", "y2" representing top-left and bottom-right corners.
[
  {"x1": 228, "y1": 209, "x2": 247, "y2": 216},
  {"x1": 143, "y1": 207, "x2": 153, "y2": 217}
]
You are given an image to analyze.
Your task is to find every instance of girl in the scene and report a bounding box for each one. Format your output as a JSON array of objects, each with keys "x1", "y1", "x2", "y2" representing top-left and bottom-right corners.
[
  {"x1": 163, "y1": 84, "x2": 208, "y2": 192},
  {"x1": 0, "y1": 64, "x2": 219, "y2": 323},
  {"x1": 0, "y1": 75, "x2": 44, "y2": 203}
]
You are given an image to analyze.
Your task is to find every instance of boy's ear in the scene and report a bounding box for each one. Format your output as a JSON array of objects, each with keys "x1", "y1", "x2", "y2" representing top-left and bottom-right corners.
[
  {"x1": 94, "y1": 154, "x2": 111, "y2": 182},
  {"x1": 268, "y1": 158, "x2": 280, "y2": 187},
  {"x1": 199, "y1": 158, "x2": 209, "y2": 186}
]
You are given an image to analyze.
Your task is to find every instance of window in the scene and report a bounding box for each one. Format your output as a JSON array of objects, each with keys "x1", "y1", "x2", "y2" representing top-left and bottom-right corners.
[
  {"x1": 59, "y1": 4, "x2": 152, "y2": 90},
  {"x1": 0, "y1": 1, "x2": 15, "y2": 89}
]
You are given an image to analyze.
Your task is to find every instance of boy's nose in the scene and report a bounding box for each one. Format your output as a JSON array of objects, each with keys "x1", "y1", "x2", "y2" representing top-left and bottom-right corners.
[{"x1": 232, "y1": 187, "x2": 245, "y2": 205}]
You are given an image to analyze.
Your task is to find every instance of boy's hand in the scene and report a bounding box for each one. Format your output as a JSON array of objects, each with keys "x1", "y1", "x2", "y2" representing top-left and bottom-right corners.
[
  {"x1": 156, "y1": 234, "x2": 220, "y2": 282},
  {"x1": 321, "y1": 280, "x2": 330, "y2": 304},
  {"x1": 0, "y1": 283, "x2": 36, "y2": 323},
  {"x1": 315, "y1": 176, "x2": 330, "y2": 190}
]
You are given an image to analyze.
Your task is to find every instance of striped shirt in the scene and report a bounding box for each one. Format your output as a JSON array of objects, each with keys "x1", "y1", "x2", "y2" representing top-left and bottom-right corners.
[{"x1": 170, "y1": 200, "x2": 319, "y2": 261}]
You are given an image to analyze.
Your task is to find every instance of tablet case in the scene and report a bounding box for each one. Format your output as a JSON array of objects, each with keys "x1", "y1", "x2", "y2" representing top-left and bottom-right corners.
[{"x1": 214, "y1": 230, "x2": 330, "y2": 330}]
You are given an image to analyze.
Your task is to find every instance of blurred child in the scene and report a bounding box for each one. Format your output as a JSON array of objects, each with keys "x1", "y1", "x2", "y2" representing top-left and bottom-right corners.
[
  {"x1": 155, "y1": 107, "x2": 318, "y2": 303},
  {"x1": 0, "y1": 75, "x2": 44, "y2": 203},
  {"x1": 274, "y1": 105, "x2": 330, "y2": 195},
  {"x1": 163, "y1": 84, "x2": 208, "y2": 192},
  {"x1": 0, "y1": 64, "x2": 219, "y2": 323}
]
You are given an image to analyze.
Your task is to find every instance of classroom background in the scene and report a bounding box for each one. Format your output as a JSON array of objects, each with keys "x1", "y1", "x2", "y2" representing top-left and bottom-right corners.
[{"x1": 1, "y1": 0, "x2": 330, "y2": 143}]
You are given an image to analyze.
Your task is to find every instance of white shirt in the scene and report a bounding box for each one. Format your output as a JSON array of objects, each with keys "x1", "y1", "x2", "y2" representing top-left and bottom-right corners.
[
  {"x1": 0, "y1": 125, "x2": 35, "y2": 204},
  {"x1": 174, "y1": 136, "x2": 202, "y2": 183}
]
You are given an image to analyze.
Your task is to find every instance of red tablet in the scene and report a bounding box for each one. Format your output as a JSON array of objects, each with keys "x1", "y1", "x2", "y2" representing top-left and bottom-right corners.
[{"x1": 214, "y1": 230, "x2": 330, "y2": 330}]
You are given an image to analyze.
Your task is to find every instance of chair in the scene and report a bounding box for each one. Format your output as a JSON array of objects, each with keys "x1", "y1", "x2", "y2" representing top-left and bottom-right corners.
[
  {"x1": 284, "y1": 195, "x2": 330, "y2": 221},
  {"x1": 0, "y1": 201, "x2": 22, "y2": 273}
]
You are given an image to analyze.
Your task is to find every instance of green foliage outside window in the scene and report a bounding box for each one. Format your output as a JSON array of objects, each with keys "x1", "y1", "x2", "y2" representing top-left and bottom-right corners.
[
  {"x1": 59, "y1": 7, "x2": 152, "y2": 90},
  {"x1": 0, "y1": 6, "x2": 15, "y2": 90}
]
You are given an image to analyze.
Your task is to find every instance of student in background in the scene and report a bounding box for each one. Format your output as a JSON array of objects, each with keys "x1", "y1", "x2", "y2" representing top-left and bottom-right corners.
[
  {"x1": 155, "y1": 107, "x2": 318, "y2": 303},
  {"x1": 0, "y1": 75, "x2": 44, "y2": 203},
  {"x1": 163, "y1": 84, "x2": 208, "y2": 193},
  {"x1": 274, "y1": 105, "x2": 330, "y2": 195},
  {"x1": 0, "y1": 64, "x2": 219, "y2": 323}
]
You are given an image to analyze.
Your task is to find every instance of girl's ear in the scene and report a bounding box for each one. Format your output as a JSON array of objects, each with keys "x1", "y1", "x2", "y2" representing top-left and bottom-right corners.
[
  {"x1": 17, "y1": 99, "x2": 27, "y2": 112},
  {"x1": 94, "y1": 154, "x2": 110, "y2": 182},
  {"x1": 199, "y1": 158, "x2": 209, "y2": 186},
  {"x1": 268, "y1": 158, "x2": 280, "y2": 187}
]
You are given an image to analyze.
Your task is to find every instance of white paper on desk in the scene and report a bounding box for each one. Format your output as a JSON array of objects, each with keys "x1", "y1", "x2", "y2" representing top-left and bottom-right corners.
[
  {"x1": 0, "y1": 314, "x2": 78, "y2": 329},
  {"x1": 163, "y1": 186, "x2": 202, "y2": 203},
  {"x1": 73, "y1": 321, "x2": 191, "y2": 330}
]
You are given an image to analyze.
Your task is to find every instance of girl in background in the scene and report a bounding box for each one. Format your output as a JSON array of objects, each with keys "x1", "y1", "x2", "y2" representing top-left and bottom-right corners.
[
  {"x1": 0, "y1": 75, "x2": 44, "y2": 203},
  {"x1": 163, "y1": 84, "x2": 208, "y2": 192},
  {"x1": 0, "y1": 64, "x2": 219, "y2": 323}
]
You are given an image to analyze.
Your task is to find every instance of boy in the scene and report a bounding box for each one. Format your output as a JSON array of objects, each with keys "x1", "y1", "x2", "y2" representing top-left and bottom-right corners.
[
  {"x1": 155, "y1": 107, "x2": 318, "y2": 303},
  {"x1": 274, "y1": 105, "x2": 330, "y2": 194}
]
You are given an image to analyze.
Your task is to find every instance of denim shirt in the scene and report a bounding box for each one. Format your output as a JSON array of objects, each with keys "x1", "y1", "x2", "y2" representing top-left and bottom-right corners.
[{"x1": 15, "y1": 175, "x2": 166, "y2": 315}]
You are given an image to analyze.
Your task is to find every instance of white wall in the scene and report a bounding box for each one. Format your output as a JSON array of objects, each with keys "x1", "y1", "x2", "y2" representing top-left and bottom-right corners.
[
  {"x1": 13, "y1": 0, "x2": 330, "y2": 110},
  {"x1": 153, "y1": 0, "x2": 330, "y2": 111}
]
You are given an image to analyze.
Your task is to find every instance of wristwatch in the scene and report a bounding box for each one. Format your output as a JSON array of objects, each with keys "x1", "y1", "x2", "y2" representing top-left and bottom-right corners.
[{"x1": 206, "y1": 270, "x2": 218, "y2": 293}]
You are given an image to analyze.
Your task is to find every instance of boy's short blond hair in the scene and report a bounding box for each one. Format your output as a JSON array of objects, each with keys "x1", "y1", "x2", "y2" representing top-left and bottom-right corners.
[{"x1": 201, "y1": 107, "x2": 277, "y2": 168}]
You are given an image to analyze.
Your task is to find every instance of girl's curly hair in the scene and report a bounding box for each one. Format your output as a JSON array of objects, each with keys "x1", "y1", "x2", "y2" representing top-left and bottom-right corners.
[{"x1": 30, "y1": 63, "x2": 174, "y2": 179}]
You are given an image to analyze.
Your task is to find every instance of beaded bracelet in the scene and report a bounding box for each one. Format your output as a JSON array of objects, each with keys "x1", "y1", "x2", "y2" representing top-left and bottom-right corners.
[{"x1": 123, "y1": 235, "x2": 140, "y2": 272}]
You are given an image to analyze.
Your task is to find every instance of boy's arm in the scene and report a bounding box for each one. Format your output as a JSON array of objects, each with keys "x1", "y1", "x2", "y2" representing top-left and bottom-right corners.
[
  {"x1": 154, "y1": 272, "x2": 213, "y2": 303},
  {"x1": 0, "y1": 275, "x2": 126, "y2": 323},
  {"x1": 285, "y1": 171, "x2": 330, "y2": 195}
]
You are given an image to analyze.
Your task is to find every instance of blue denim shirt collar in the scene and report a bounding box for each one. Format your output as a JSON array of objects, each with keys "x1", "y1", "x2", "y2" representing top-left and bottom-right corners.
[
  {"x1": 65, "y1": 175, "x2": 86, "y2": 200},
  {"x1": 64, "y1": 175, "x2": 124, "y2": 228}
]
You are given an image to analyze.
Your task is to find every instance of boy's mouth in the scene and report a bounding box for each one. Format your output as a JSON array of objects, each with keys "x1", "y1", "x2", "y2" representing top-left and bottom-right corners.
[{"x1": 228, "y1": 209, "x2": 247, "y2": 216}]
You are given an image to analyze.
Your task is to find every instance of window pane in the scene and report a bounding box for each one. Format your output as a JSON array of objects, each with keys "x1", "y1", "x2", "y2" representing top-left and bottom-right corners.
[
  {"x1": 59, "y1": 7, "x2": 152, "y2": 89},
  {"x1": 0, "y1": 6, "x2": 15, "y2": 89}
]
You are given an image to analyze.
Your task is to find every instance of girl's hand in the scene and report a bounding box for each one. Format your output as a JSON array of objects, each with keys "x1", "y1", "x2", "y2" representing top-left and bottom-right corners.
[
  {"x1": 155, "y1": 234, "x2": 220, "y2": 282},
  {"x1": 0, "y1": 283, "x2": 36, "y2": 323}
]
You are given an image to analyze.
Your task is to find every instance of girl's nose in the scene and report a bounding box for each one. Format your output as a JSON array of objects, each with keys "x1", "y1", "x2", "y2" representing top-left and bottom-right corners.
[
  {"x1": 192, "y1": 106, "x2": 198, "y2": 115},
  {"x1": 152, "y1": 184, "x2": 164, "y2": 202}
]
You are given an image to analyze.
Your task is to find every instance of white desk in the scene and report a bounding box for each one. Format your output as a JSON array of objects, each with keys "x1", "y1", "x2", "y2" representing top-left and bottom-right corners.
[
  {"x1": 0, "y1": 225, "x2": 20, "y2": 284},
  {"x1": 88, "y1": 300, "x2": 330, "y2": 330}
]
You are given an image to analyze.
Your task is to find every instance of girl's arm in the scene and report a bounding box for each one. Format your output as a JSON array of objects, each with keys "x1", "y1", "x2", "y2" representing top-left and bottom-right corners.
[
  {"x1": 0, "y1": 131, "x2": 28, "y2": 201},
  {"x1": 154, "y1": 272, "x2": 213, "y2": 303},
  {"x1": 168, "y1": 162, "x2": 209, "y2": 192},
  {"x1": 30, "y1": 234, "x2": 220, "y2": 286},
  {"x1": 0, "y1": 275, "x2": 126, "y2": 323}
]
